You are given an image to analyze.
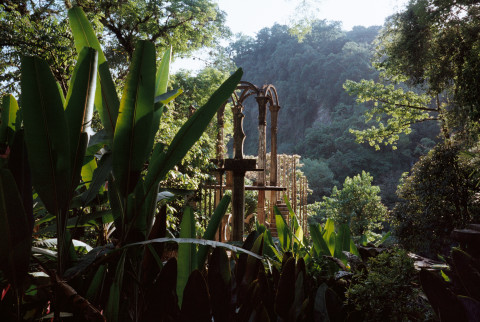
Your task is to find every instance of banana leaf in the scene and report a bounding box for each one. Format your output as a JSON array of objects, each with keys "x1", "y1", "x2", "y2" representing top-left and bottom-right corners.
[
  {"x1": 126, "y1": 238, "x2": 262, "y2": 259},
  {"x1": 208, "y1": 248, "x2": 231, "y2": 322},
  {"x1": 68, "y1": 7, "x2": 119, "y2": 139},
  {"x1": 64, "y1": 47, "x2": 97, "y2": 196},
  {"x1": 274, "y1": 205, "x2": 292, "y2": 252},
  {"x1": 180, "y1": 270, "x2": 211, "y2": 321},
  {"x1": 8, "y1": 130, "x2": 33, "y2": 230},
  {"x1": 323, "y1": 219, "x2": 336, "y2": 256},
  {"x1": 113, "y1": 40, "x2": 155, "y2": 197},
  {"x1": 80, "y1": 152, "x2": 112, "y2": 206},
  {"x1": 197, "y1": 194, "x2": 231, "y2": 268},
  {"x1": 176, "y1": 206, "x2": 196, "y2": 306},
  {"x1": 105, "y1": 249, "x2": 127, "y2": 321},
  {"x1": 143, "y1": 68, "x2": 242, "y2": 200},
  {"x1": 309, "y1": 224, "x2": 331, "y2": 257},
  {"x1": 275, "y1": 256, "x2": 295, "y2": 319},
  {"x1": 145, "y1": 47, "x2": 172, "y2": 155},
  {"x1": 85, "y1": 264, "x2": 106, "y2": 303},
  {"x1": 21, "y1": 56, "x2": 70, "y2": 215},
  {"x1": 334, "y1": 224, "x2": 351, "y2": 263},
  {"x1": 0, "y1": 169, "x2": 31, "y2": 289},
  {"x1": 0, "y1": 94, "x2": 18, "y2": 146}
]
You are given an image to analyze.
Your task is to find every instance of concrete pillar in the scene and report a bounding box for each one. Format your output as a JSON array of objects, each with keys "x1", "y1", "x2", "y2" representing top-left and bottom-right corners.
[
  {"x1": 256, "y1": 96, "x2": 269, "y2": 225},
  {"x1": 269, "y1": 105, "x2": 280, "y2": 210}
]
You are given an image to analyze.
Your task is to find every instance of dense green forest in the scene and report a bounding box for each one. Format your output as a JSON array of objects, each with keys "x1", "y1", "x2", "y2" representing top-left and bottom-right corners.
[
  {"x1": 229, "y1": 22, "x2": 439, "y2": 205},
  {"x1": 2, "y1": 0, "x2": 480, "y2": 320}
]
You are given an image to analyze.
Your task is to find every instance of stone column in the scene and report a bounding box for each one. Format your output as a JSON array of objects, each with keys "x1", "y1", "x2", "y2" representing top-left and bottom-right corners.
[
  {"x1": 256, "y1": 96, "x2": 269, "y2": 225},
  {"x1": 228, "y1": 104, "x2": 258, "y2": 241},
  {"x1": 269, "y1": 105, "x2": 280, "y2": 209},
  {"x1": 215, "y1": 103, "x2": 226, "y2": 241},
  {"x1": 232, "y1": 167, "x2": 245, "y2": 241},
  {"x1": 232, "y1": 104, "x2": 245, "y2": 160}
]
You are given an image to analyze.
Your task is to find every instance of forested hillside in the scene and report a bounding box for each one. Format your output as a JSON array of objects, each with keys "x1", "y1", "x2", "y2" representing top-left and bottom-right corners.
[{"x1": 230, "y1": 21, "x2": 439, "y2": 205}]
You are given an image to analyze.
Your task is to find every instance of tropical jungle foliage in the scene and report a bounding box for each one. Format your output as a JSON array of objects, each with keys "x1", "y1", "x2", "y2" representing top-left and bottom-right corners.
[
  {"x1": 346, "y1": 0, "x2": 480, "y2": 258},
  {"x1": 0, "y1": 0, "x2": 228, "y2": 94},
  {"x1": 229, "y1": 20, "x2": 439, "y2": 206},
  {"x1": 311, "y1": 171, "x2": 388, "y2": 242},
  {"x1": 2, "y1": 0, "x2": 480, "y2": 320},
  {"x1": 0, "y1": 6, "x2": 244, "y2": 320}
]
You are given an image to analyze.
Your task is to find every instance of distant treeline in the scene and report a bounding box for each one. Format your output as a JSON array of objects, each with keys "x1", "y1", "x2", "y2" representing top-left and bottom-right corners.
[{"x1": 230, "y1": 21, "x2": 439, "y2": 206}]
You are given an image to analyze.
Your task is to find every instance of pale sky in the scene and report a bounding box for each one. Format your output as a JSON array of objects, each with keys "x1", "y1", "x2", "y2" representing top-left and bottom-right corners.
[
  {"x1": 217, "y1": 0, "x2": 409, "y2": 35},
  {"x1": 172, "y1": 0, "x2": 409, "y2": 72}
]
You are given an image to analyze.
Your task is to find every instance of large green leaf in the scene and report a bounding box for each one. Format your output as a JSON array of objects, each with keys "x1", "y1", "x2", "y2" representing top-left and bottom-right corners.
[
  {"x1": 309, "y1": 224, "x2": 331, "y2": 256},
  {"x1": 141, "y1": 205, "x2": 167, "y2": 285},
  {"x1": 377, "y1": 231, "x2": 391, "y2": 246},
  {"x1": 64, "y1": 47, "x2": 97, "y2": 141},
  {"x1": 293, "y1": 267, "x2": 305, "y2": 320},
  {"x1": 294, "y1": 222, "x2": 304, "y2": 246},
  {"x1": 144, "y1": 143, "x2": 166, "y2": 234},
  {"x1": 125, "y1": 179, "x2": 148, "y2": 241},
  {"x1": 274, "y1": 206, "x2": 291, "y2": 251},
  {"x1": 275, "y1": 256, "x2": 296, "y2": 319},
  {"x1": 142, "y1": 69, "x2": 241, "y2": 238},
  {"x1": 21, "y1": 56, "x2": 70, "y2": 214},
  {"x1": 143, "y1": 257, "x2": 179, "y2": 321},
  {"x1": 81, "y1": 152, "x2": 112, "y2": 206},
  {"x1": 180, "y1": 270, "x2": 211, "y2": 321},
  {"x1": 85, "y1": 264, "x2": 106, "y2": 303},
  {"x1": 155, "y1": 47, "x2": 171, "y2": 96},
  {"x1": 68, "y1": 8, "x2": 107, "y2": 64},
  {"x1": 8, "y1": 130, "x2": 33, "y2": 230},
  {"x1": 208, "y1": 248, "x2": 231, "y2": 322},
  {"x1": 154, "y1": 88, "x2": 183, "y2": 105},
  {"x1": 242, "y1": 234, "x2": 264, "y2": 287},
  {"x1": 263, "y1": 226, "x2": 281, "y2": 259},
  {"x1": 113, "y1": 40, "x2": 155, "y2": 197},
  {"x1": 314, "y1": 284, "x2": 330, "y2": 322},
  {"x1": 126, "y1": 238, "x2": 263, "y2": 259},
  {"x1": 334, "y1": 224, "x2": 351, "y2": 262},
  {"x1": 81, "y1": 156, "x2": 96, "y2": 190},
  {"x1": 0, "y1": 94, "x2": 19, "y2": 146},
  {"x1": 323, "y1": 219, "x2": 336, "y2": 256},
  {"x1": 68, "y1": 7, "x2": 119, "y2": 139},
  {"x1": 144, "y1": 68, "x2": 243, "y2": 198},
  {"x1": 0, "y1": 169, "x2": 31, "y2": 288},
  {"x1": 105, "y1": 250, "x2": 126, "y2": 321},
  {"x1": 64, "y1": 47, "x2": 97, "y2": 196},
  {"x1": 349, "y1": 239, "x2": 360, "y2": 257},
  {"x1": 144, "y1": 47, "x2": 172, "y2": 165},
  {"x1": 108, "y1": 174, "x2": 125, "y2": 236},
  {"x1": 197, "y1": 194, "x2": 231, "y2": 268},
  {"x1": 176, "y1": 206, "x2": 196, "y2": 307}
]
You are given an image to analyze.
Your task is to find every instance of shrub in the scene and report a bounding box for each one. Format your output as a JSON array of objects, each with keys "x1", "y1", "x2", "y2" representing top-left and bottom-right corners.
[
  {"x1": 346, "y1": 249, "x2": 433, "y2": 321},
  {"x1": 392, "y1": 143, "x2": 480, "y2": 257},
  {"x1": 316, "y1": 171, "x2": 388, "y2": 241}
]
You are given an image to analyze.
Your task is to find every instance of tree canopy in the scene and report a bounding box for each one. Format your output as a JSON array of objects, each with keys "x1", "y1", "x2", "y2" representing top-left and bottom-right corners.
[
  {"x1": 344, "y1": 0, "x2": 480, "y2": 255},
  {"x1": 393, "y1": 143, "x2": 480, "y2": 256},
  {"x1": 0, "y1": 0, "x2": 228, "y2": 93},
  {"x1": 345, "y1": 0, "x2": 480, "y2": 148},
  {"x1": 315, "y1": 171, "x2": 388, "y2": 240},
  {"x1": 230, "y1": 21, "x2": 439, "y2": 204}
]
